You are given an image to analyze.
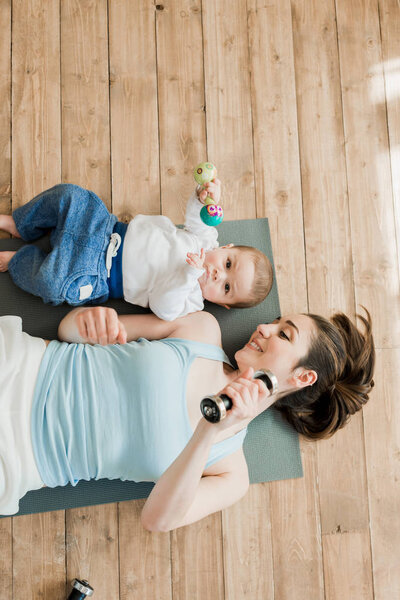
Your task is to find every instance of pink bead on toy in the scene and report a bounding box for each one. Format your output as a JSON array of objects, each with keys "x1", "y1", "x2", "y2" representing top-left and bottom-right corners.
[{"x1": 200, "y1": 204, "x2": 224, "y2": 226}]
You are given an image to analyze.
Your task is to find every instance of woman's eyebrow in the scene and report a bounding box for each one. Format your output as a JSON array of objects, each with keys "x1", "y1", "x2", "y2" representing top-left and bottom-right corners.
[{"x1": 286, "y1": 319, "x2": 299, "y2": 336}]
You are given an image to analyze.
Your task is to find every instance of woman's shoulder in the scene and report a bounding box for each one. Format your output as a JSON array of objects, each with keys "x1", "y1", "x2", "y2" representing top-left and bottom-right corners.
[{"x1": 170, "y1": 310, "x2": 222, "y2": 346}]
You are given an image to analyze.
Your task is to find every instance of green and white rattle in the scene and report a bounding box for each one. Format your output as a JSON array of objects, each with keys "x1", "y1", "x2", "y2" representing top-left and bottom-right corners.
[{"x1": 193, "y1": 162, "x2": 224, "y2": 226}]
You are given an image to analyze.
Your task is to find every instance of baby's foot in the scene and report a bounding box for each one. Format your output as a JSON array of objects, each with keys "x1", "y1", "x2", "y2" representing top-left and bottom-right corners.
[
  {"x1": 0, "y1": 251, "x2": 17, "y2": 272},
  {"x1": 0, "y1": 214, "x2": 21, "y2": 238}
]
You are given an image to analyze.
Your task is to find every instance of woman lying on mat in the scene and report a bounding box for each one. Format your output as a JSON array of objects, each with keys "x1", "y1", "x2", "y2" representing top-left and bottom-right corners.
[{"x1": 0, "y1": 306, "x2": 374, "y2": 528}]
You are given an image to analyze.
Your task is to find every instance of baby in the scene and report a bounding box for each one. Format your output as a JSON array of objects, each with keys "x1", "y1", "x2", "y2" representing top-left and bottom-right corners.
[{"x1": 0, "y1": 181, "x2": 273, "y2": 320}]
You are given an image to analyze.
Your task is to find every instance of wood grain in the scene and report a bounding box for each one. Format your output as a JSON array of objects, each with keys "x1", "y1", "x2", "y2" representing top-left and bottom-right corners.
[
  {"x1": 363, "y1": 349, "x2": 400, "y2": 598},
  {"x1": 11, "y1": 0, "x2": 61, "y2": 204},
  {"x1": 336, "y1": 0, "x2": 400, "y2": 348},
  {"x1": 248, "y1": 0, "x2": 307, "y2": 314},
  {"x1": 61, "y1": 0, "x2": 111, "y2": 204},
  {"x1": 156, "y1": 0, "x2": 206, "y2": 224},
  {"x1": 66, "y1": 505, "x2": 119, "y2": 600},
  {"x1": 203, "y1": 0, "x2": 255, "y2": 220},
  {"x1": 0, "y1": 0, "x2": 11, "y2": 223},
  {"x1": 119, "y1": 499, "x2": 172, "y2": 600},
  {"x1": 109, "y1": 0, "x2": 160, "y2": 220},
  {"x1": 13, "y1": 512, "x2": 66, "y2": 600},
  {"x1": 322, "y1": 530, "x2": 374, "y2": 599}
]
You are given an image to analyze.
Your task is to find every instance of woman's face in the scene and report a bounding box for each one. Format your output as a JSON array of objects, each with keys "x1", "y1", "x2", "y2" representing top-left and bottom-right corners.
[{"x1": 235, "y1": 314, "x2": 316, "y2": 395}]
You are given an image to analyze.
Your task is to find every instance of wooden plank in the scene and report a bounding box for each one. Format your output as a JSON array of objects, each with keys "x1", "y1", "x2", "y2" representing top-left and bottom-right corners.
[
  {"x1": 322, "y1": 530, "x2": 374, "y2": 599},
  {"x1": 291, "y1": 0, "x2": 370, "y2": 544},
  {"x1": 363, "y1": 349, "x2": 400, "y2": 598},
  {"x1": 61, "y1": 0, "x2": 111, "y2": 204},
  {"x1": 248, "y1": 1, "x2": 321, "y2": 597},
  {"x1": 222, "y1": 485, "x2": 274, "y2": 600},
  {"x1": 0, "y1": 518, "x2": 12, "y2": 600},
  {"x1": 11, "y1": 0, "x2": 61, "y2": 205},
  {"x1": 11, "y1": 2, "x2": 64, "y2": 598},
  {"x1": 119, "y1": 499, "x2": 172, "y2": 600},
  {"x1": 156, "y1": 0, "x2": 206, "y2": 224},
  {"x1": 378, "y1": 0, "x2": 400, "y2": 286},
  {"x1": 248, "y1": 0, "x2": 307, "y2": 314},
  {"x1": 0, "y1": 0, "x2": 11, "y2": 228},
  {"x1": 171, "y1": 517, "x2": 224, "y2": 599},
  {"x1": 203, "y1": 0, "x2": 255, "y2": 220},
  {"x1": 336, "y1": 0, "x2": 400, "y2": 348},
  {"x1": 13, "y1": 513, "x2": 66, "y2": 599},
  {"x1": 66, "y1": 505, "x2": 119, "y2": 599},
  {"x1": 270, "y1": 442, "x2": 324, "y2": 598},
  {"x1": 109, "y1": 0, "x2": 160, "y2": 220},
  {"x1": 334, "y1": 3, "x2": 399, "y2": 596}
]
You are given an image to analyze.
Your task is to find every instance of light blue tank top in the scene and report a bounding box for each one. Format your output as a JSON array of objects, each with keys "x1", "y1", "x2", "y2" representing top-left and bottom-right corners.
[{"x1": 31, "y1": 337, "x2": 247, "y2": 488}]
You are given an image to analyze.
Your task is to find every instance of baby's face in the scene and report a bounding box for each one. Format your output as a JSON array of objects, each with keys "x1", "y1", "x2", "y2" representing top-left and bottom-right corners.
[{"x1": 198, "y1": 246, "x2": 255, "y2": 308}]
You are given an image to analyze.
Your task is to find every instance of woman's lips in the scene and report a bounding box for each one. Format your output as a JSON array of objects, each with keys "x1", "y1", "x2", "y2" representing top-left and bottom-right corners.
[{"x1": 246, "y1": 340, "x2": 263, "y2": 352}]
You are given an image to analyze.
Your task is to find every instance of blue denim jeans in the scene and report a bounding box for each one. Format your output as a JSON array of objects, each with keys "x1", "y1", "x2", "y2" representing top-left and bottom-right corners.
[{"x1": 9, "y1": 184, "x2": 117, "y2": 305}]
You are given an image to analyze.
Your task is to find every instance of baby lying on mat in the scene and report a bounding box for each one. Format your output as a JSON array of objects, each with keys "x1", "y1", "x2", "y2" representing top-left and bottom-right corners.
[{"x1": 0, "y1": 178, "x2": 273, "y2": 320}]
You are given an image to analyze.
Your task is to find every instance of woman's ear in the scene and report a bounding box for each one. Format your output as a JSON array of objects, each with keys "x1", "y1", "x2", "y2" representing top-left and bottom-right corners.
[{"x1": 291, "y1": 367, "x2": 318, "y2": 389}]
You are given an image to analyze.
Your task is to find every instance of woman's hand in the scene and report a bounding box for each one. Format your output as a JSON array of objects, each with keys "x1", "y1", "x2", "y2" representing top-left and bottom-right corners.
[
  {"x1": 75, "y1": 306, "x2": 127, "y2": 345},
  {"x1": 213, "y1": 367, "x2": 271, "y2": 431}
]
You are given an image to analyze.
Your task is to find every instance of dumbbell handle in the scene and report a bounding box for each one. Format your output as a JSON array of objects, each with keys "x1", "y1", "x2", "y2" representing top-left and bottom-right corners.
[{"x1": 200, "y1": 369, "x2": 278, "y2": 423}]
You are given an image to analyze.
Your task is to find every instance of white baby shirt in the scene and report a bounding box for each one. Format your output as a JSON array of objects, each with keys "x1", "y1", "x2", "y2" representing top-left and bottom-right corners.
[{"x1": 122, "y1": 192, "x2": 219, "y2": 320}]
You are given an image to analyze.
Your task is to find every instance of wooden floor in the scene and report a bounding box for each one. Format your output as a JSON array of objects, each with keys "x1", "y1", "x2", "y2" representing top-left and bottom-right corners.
[{"x1": 0, "y1": 0, "x2": 399, "y2": 598}]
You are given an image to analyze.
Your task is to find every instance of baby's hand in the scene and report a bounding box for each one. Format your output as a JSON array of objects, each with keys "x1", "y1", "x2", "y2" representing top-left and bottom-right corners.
[
  {"x1": 186, "y1": 248, "x2": 205, "y2": 270},
  {"x1": 197, "y1": 178, "x2": 222, "y2": 205}
]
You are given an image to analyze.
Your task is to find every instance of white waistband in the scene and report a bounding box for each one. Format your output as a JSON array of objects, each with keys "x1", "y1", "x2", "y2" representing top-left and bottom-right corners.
[{"x1": 105, "y1": 232, "x2": 121, "y2": 278}]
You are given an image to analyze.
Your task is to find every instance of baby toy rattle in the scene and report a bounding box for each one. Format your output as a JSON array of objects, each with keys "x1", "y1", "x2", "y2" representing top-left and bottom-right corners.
[
  {"x1": 193, "y1": 162, "x2": 224, "y2": 226},
  {"x1": 200, "y1": 369, "x2": 278, "y2": 423}
]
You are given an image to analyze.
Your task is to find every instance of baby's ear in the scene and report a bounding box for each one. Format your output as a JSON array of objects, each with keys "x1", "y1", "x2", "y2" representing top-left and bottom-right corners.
[{"x1": 221, "y1": 243, "x2": 234, "y2": 249}]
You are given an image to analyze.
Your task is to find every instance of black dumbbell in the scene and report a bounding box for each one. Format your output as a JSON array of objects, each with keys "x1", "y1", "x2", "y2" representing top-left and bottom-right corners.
[
  {"x1": 67, "y1": 579, "x2": 94, "y2": 599},
  {"x1": 200, "y1": 369, "x2": 278, "y2": 423}
]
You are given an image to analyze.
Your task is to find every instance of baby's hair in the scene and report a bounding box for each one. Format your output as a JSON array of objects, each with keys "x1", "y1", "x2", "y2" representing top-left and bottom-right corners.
[
  {"x1": 228, "y1": 245, "x2": 273, "y2": 308},
  {"x1": 274, "y1": 307, "x2": 375, "y2": 440}
]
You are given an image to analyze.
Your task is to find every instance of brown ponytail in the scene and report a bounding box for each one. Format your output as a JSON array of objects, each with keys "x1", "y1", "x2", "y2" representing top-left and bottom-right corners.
[{"x1": 274, "y1": 308, "x2": 375, "y2": 440}]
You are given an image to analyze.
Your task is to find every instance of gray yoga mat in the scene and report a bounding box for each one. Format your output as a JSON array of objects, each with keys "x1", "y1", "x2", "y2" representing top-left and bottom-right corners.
[{"x1": 0, "y1": 218, "x2": 302, "y2": 517}]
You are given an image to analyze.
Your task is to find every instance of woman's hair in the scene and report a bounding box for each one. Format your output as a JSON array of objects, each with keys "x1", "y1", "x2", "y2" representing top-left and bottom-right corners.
[
  {"x1": 274, "y1": 308, "x2": 375, "y2": 440},
  {"x1": 228, "y1": 245, "x2": 273, "y2": 308}
]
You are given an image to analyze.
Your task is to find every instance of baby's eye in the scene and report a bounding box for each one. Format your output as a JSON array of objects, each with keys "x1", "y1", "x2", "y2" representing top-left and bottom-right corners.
[
  {"x1": 226, "y1": 259, "x2": 231, "y2": 269},
  {"x1": 279, "y1": 330, "x2": 289, "y2": 341},
  {"x1": 225, "y1": 283, "x2": 230, "y2": 294}
]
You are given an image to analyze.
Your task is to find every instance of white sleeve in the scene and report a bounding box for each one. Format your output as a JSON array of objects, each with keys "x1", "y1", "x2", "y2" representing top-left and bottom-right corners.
[
  {"x1": 148, "y1": 266, "x2": 205, "y2": 321},
  {"x1": 184, "y1": 191, "x2": 219, "y2": 250}
]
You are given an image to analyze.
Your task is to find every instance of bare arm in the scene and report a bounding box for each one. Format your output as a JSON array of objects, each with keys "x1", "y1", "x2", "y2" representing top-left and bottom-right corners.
[
  {"x1": 141, "y1": 420, "x2": 249, "y2": 532},
  {"x1": 58, "y1": 306, "x2": 221, "y2": 345},
  {"x1": 141, "y1": 368, "x2": 269, "y2": 532}
]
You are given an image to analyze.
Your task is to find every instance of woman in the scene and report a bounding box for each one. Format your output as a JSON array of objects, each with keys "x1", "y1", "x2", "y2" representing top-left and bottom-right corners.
[{"x1": 0, "y1": 305, "x2": 374, "y2": 530}]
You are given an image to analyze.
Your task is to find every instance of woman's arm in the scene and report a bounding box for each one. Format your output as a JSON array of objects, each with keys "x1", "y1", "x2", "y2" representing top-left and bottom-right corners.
[
  {"x1": 141, "y1": 368, "x2": 268, "y2": 532},
  {"x1": 58, "y1": 306, "x2": 221, "y2": 345},
  {"x1": 141, "y1": 420, "x2": 249, "y2": 532}
]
